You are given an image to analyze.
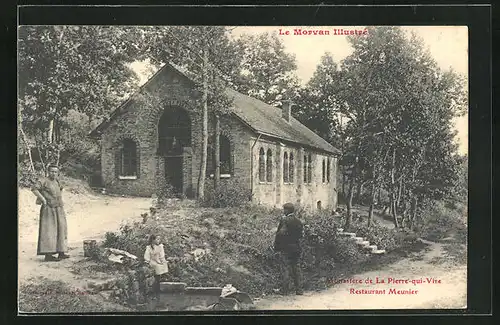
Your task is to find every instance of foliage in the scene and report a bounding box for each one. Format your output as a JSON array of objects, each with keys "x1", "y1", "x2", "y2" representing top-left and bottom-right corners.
[
  {"x1": 302, "y1": 212, "x2": 368, "y2": 265},
  {"x1": 99, "y1": 205, "x2": 412, "y2": 298},
  {"x1": 18, "y1": 277, "x2": 132, "y2": 313},
  {"x1": 232, "y1": 32, "x2": 301, "y2": 106},
  {"x1": 103, "y1": 221, "x2": 159, "y2": 259},
  {"x1": 294, "y1": 53, "x2": 344, "y2": 145},
  {"x1": 416, "y1": 199, "x2": 467, "y2": 243},
  {"x1": 201, "y1": 178, "x2": 251, "y2": 208},
  {"x1": 18, "y1": 25, "x2": 467, "y2": 235},
  {"x1": 18, "y1": 26, "x2": 144, "y2": 180},
  {"x1": 154, "y1": 175, "x2": 177, "y2": 202},
  {"x1": 298, "y1": 26, "x2": 469, "y2": 229}
]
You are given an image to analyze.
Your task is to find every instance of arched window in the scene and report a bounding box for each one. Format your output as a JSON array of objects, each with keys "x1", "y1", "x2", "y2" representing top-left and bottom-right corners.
[
  {"x1": 259, "y1": 148, "x2": 265, "y2": 182},
  {"x1": 303, "y1": 154, "x2": 308, "y2": 183},
  {"x1": 266, "y1": 149, "x2": 273, "y2": 182},
  {"x1": 220, "y1": 136, "x2": 232, "y2": 175},
  {"x1": 116, "y1": 138, "x2": 139, "y2": 178},
  {"x1": 322, "y1": 158, "x2": 326, "y2": 183},
  {"x1": 327, "y1": 158, "x2": 331, "y2": 183},
  {"x1": 307, "y1": 154, "x2": 313, "y2": 183},
  {"x1": 158, "y1": 107, "x2": 191, "y2": 155},
  {"x1": 207, "y1": 135, "x2": 233, "y2": 176},
  {"x1": 283, "y1": 152, "x2": 289, "y2": 183},
  {"x1": 289, "y1": 153, "x2": 294, "y2": 183}
]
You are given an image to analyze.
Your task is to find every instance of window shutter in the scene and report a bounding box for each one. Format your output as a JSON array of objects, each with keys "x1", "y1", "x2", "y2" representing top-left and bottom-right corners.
[
  {"x1": 136, "y1": 143, "x2": 140, "y2": 179},
  {"x1": 115, "y1": 147, "x2": 122, "y2": 178}
]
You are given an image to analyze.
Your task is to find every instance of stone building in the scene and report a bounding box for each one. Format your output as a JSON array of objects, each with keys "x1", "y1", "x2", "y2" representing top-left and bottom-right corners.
[{"x1": 90, "y1": 63, "x2": 341, "y2": 211}]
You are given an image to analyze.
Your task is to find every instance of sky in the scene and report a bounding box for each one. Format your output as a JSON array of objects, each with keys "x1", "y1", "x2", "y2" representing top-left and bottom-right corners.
[{"x1": 131, "y1": 26, "x2": 468, "y2": 155}]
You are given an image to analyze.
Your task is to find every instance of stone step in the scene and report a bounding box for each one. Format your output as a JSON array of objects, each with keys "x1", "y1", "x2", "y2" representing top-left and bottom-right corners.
[
  {"x1": 356, "y1": 240, "x2": 370, "y2": 246},
  {"x1": 160, "y1": 282, "x2": 187, "y2": 293},
  {"x1": 340, "y1": 232, "x2": 356, "y2": 237},
  {"x1": 351, "y1": 237, "x2": 364, "y2": 242},
  {"x1": 185, "y1": 286, "x2": 223, "y2": 296},
  {"x1": 372, "y1": 249, "x2": 386, "y2": 254},
  {"x1": 365, "y1": 245, "x2": 378, "y2": 251}
]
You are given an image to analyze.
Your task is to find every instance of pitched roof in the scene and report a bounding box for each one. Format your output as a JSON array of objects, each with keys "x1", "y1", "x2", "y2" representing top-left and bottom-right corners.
[
  {"x1": 225, "y1": 88, "x2": 340, "y2": 155},
  {"x1": 90, "y1": 63, "x2": 341, "y2": 155}
]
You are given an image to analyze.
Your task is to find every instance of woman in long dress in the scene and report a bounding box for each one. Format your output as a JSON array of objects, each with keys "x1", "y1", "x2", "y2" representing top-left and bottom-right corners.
[
  {"x1": 31, "y1": 165, "x2": 69, "y2": 262},
  {"x1": 144, "y1": 234, "x2": 169, "y2": 296}
]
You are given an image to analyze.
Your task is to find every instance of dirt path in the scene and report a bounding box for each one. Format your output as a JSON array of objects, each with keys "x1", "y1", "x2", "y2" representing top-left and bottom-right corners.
[
  {"x1": 18, "y1": 188, "x2": 151, "y2": 287},
  {"x1": 255, "y1": 238, "x2": 467, "y2": 310}
]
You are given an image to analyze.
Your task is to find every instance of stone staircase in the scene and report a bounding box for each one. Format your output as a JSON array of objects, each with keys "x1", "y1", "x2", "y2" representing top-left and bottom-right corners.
[{"x1": 336, "y1": 228, "x2": 386, "y2": 255}]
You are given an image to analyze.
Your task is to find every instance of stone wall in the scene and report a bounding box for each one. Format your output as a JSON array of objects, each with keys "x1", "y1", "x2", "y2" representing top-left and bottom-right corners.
[
  {"x1": 99, "y1": 65, "x2": 338, "y2": 210},
  {"x1": 100, "y1": 67, "x2": 200, "y2": 197},
  {"x1": 251, "y1": 136, "x2": 338, "y2": 212}
]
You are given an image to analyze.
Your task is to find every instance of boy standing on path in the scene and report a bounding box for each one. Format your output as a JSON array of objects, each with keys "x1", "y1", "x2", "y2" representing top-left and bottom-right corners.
[{"x1": 273, "y1": 202, "x2": 304, "y2": 295}]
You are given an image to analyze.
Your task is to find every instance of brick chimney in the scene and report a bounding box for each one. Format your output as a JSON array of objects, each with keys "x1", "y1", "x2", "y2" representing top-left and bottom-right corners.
[{"x1": 282, "y1": 100, "x2": 292, "y2": 122}]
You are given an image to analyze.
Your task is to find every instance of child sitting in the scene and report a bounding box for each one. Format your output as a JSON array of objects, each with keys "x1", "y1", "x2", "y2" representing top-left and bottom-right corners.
[{"x1": 144, "y1": 234, "x2": 169, "y2": 297}]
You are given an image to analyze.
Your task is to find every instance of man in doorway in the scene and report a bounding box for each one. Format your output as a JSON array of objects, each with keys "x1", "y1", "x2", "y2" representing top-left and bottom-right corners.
[
  {"x1": 273, "y1": 202, "x2": 304, "y2": 295},
  {"x1": 31, "y1": 164, "x2": 69, "y2": 262}
]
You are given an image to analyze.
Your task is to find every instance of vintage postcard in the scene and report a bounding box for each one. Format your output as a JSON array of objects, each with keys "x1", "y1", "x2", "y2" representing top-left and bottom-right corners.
[{"x1": 18, "y1": 24, "x2": 468, "y2": 313}]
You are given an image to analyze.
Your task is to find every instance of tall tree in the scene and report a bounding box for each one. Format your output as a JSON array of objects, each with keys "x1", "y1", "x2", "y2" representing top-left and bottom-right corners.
[
  {"x1": 18, "y1": 26, "x2": 142, "y2": 171},
  {"x1": 294, "y1": 53, "x2": 343, "y2": 144},
  {"x1": 136, "y1": 26, "x2": 237, "y2": 199},
  {"x1": 332, "y1": 26, "x2": 467, "y2": 229},
  {"x1": 233, "y1": 32, "x2": 300, "y2": 106}
]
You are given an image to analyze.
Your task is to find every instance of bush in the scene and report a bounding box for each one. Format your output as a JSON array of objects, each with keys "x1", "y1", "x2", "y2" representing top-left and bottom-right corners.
[
  {"x1": 302, "y1": 212, "x2": 367, "y2": 266},
  {"x1": 418, "y1": 199, "x2": 467, "y2": 243},
  {"x1": 154, "y1": 177, "x2": 177, "y2": 201},
  {"x1": 202, "y1": 178, "x2": 251, "y2": 208},
  {"x1": 103, "y1": 221, "x2": 167, "y2": 259},
  {"x1": 18, "y1": 161, "x2": 38, "y2": 188},
  {"x1": 354, "y1": 224, "x2": 399, "y2": 252}
]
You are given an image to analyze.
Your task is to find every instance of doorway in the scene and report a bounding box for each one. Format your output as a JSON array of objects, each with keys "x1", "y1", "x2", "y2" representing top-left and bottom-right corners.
[{"x1": 164, "y1": 156, "x2": 183, "y2": 196}]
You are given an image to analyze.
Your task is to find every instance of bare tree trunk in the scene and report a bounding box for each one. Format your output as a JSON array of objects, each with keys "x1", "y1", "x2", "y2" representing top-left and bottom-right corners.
[
  {"x1": 214, "y1": 113, "x2": 220, "y2": 190},
  {"x1": 410, "y1": 195, "x2": 418, "y2": 230},
  {"x1": 340, "y1": 114, "x2": 346, "y2": 197},
  {"x1": 390, "y1": 148, "x2": 399, "y2": 228},
  {"x1": 355, "y1": 179, "x2": 363, "y2": 204},
  {"x1": 47, "y1": 119, "x2": 54, "y2": 144},
  {"x1": 345, "y1": 153, "x2": 359, "y2": 231},
  {"x1": 20, "y1": 127, "x2": 36, "y2": 173},
  {"x1": 345, "y1": 175, "x2": 355, "y2": 231},
  {"x1": 35, "y1": 139, "x2": 46, "y2": 176},
  {"x1": 56, "y1": 148, "x2": 61, "y2": 167},
  {"x1": 367, "y1": 180, "x2": 376, "y2": 228},
  {"x1": 396, "y1": 177, "x2": 404, "y2": 210},
  {"x1": 197, "y1": 46, "x2": 209, "y2": 201},
  {"x1": 341, "y1": 167, "x2": 346, "y2": 198},
  {"x1": 390, "y1": 197, "x2": 399, "y2": 228}
]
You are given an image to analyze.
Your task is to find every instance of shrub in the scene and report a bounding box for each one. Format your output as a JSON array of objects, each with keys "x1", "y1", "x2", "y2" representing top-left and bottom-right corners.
[
  {"x1": 155, "y1": 177, "x2": 177, "y2": 202},
  {"x1": 302, "y1": 212, "x2": 367, "y2": 266},
  {"x1": 418, "y1": 199, "x2": 467, "y2": 243},
  {"x1": 103, "y1": 221, "x2": 167, "y2": 259},
  {"x1": 202, "y1": 178, "x2": 251, "y2": 208},
  {"x1": 18, "y1": 161, "x2": 38, "y2": 188}
]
